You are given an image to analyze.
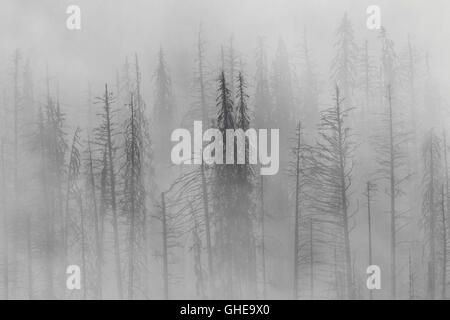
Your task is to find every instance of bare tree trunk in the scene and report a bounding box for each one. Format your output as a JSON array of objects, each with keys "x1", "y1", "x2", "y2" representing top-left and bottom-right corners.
[
  {"x1": 367, "y1": 181, "x2": 373, "y2": 300},
  {"x1": 1, "y1": 139, "x2": 8, "y2": 299},
  {"x1": 335, "y1": 86, "x2": 353, "y2": 299},
  {"x1": 161, "y1": 192, "x2": 169, "y2": 300},
  {"x1": 55, "y1": 91, "x2": 65, "y2": 283},
  {"x1": 115, "y1": 69, "x2": 121, "y2": 104},
  {"x1": 364, "y1": 40, "x2": 369, "y2": 113},
  {"x1": 200, "y1": 162, "x2": 213, "y2": 296},
  {"x1": 387, "y1": 86, "x2": 397, "y2": 300},
  {"x1": 134, "y1": 54, "x2": 150, "y2": 298},
  {"x1": 26, "y1": 212, "x2": 32, "y2": 299},
  {"x1": 190, "y1": 202, "x2": 205, "y2": 298},
  {"x1": 444, "y1": 131, "x2": 450, "y2": 299},
  {"x1": 63, "y1": 134, "x2": 77, "y2": 279},
  {"x1": 128, "y1": 95, "x2": 136, "y2": 300},
  {"x1": 408, "y1": 250, "x2": 414, "y2": 299},
  {"x1": 63, "y1": 191, "x2": 70, "y2": 270},
  {"x1": 442, "y1": 185, "x2": 447, "y2": 299},
  {"x1": 228, "y1": 37, "x2": 235, "y2": 100},
  {"x1": 260, "y1": 175, "x2": 266, "y2": 300},
  {"x1": 333, "y1": 245, "x2": 341, "y2": 299},
  {"x1": 12, "y1": 50, "x2": 20, "y2": 295},
  {"x1": 197, "y1": 28, "x2": 208, "y2": 125},
  {"x1": 293, "y1": 121, "x2": 301, "y2": 300},
  {"x1": 99, "y1": 146, "x2": 108, "y2": 292},
  {"x1": 22, "y1": 62, "x2": 34, "y2": 300},
  {"x1": 40, "y1": 91, "x2": 54, "y2": 298},
  {"x1": 196, "y1": 31, "x2": 214, "y2": 297},
  {"x1": 78, "y1": 195, "x2": 87, "y2": 300},
  {"x1": 142, "y1": 208, "x2": 149, "y2": 298},
  {"x1": 104, "y1": 84, "x2": 123, "y2": 299},
  {"x1": 87, "y1": 141, "x2": 102, "y2": 299},
  {"x1": 309, "y1": 218, "x2": 314, "y2": 300},
  {"x1": 429, "y1": 133, "x2": 436, "y2": 300},
  {"x1": 444, "y1": 130, "x2": 450, "y2": 232},
  {"x1": 407, "y1": 36, "x2": 418, "y2": 158}
]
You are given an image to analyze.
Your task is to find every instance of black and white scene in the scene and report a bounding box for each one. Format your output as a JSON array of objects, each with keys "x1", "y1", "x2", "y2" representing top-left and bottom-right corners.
[{"x1": 1, "y1": 0, "x2": 450, "y2": 301}]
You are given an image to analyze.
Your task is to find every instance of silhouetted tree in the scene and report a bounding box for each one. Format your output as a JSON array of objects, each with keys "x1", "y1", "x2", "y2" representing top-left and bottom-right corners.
[
  {"x1": 311, "y1": 86, "x2": 355, "y2": 299},
  {"x1": 254, "y1": 37, "x2": 272, "y2": 129},
  {"x1": 331, "y1": 14, "x2": 358, "y2": 110},
  {"x1": 421, "y1": 129, "x2": 443, "y2": 299},
  {"x1": 372, "y1": 85, "x2": 409, "y2": 299},
  {"x1": 94, "y1": 84, "x2": 123, "y2": 299}
]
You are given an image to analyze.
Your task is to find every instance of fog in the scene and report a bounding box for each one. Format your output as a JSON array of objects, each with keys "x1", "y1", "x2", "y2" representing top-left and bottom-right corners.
[{"x1": 1, "y1": 0, "x2": 450, "y2": 300}]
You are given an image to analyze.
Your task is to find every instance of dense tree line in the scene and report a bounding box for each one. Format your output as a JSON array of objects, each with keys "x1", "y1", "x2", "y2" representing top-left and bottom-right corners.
[{"x1": 1, "y1": 13, "x2": 449, "y2": 300}]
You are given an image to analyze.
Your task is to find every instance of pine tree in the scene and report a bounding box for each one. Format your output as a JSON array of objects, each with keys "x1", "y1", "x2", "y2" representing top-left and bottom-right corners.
[
  {"x1": 288, "y1": 121, "x2": 313, "y2": 298},
  {"x1": 36, "y1": 106, "x2": 51, "y2": 298},
  {"x1": 75, "y1": 188, "x2": 87, "y2": 299},
  {"x1": 259, "y1": 175, "x2": 267, "y2": 299},
  {"x1": 63, "y1": 127, "x2": 82, "y2": 276},
  {"x1": 85, "y1": 139, "x2": 103, "y2": 299},
  {"x1": 421, "y1": 129, "x2": 443, "y2": 299},
  {"x1": 225, "y1": 37, "x2": 239, "y2": 103},
  {"x1": 1, "y1": 138, "x2": 8, "y2": 299},
  {"x1": 311, "y1": 86, "x2": 355, "y2": 299},
  {"x1": 358, "y1": 40, "x2": 377, "y2": 117},
  {"x1": 270, "y1": 38, "x2": 296, "y2": 297},
  {"x1": 272, "y1": 37, "x2": 294, "y2": 132},
  {"x1": 440, "y1": 185, "x2": 448, "y2": 299},
  {"x1": 254, "y1": 37, "x2": 272, "y2": 129},
  {"x1": 134, "y1": 52, "x2": 154, "y2": 298},
  {"x1": 189, "y1": 202, "x2": 206, "y2": 298},
  {"x1": 235, "y1": 71, "x2": 256, "y2": 298},
  {"x1": 299, "y1": 30, "x2": 319, "y2": 130},
  {"x1": 213, "y1": 71, "x2": 235, "y2": 298},
  {"x1": 186, "y1": 26, "x2": 213, "y2": 125},
  {"x1": 11, "y1": 49, "x2": 21, "y2": 296},
  {"x1": 408, "y1": 249, "x2": 415, "y2": 299},
  {"x1": 94, "y1": 84, "x2": 123, "y2": 299},
  {"x1": 160, "y1": 192, "x2": 169, "y2": 300},
  {"x1": 372, "y1": 85, "x2": 409, "y2": 299},
  {"x1": 41, "y1": 68, "x2": 67, "y2": 298},
  {"x1": 331, "y1": 14, "x2": 358, "y2": 110},
  {"x1": 153, "y1": 47, "x2": 175, "y2": 165},
  {"x1": 289, "y1": 121, "x2": 304, "y2": 299},
  {"x1": 22, "y1": 58, "x2": 34, "y2": 299},
  {"x1": 122, "y1": 94, "x2": 146, "y2": 299},
  {"x1": 365, "y1": 181, "x2": 377, "y2": 300}
]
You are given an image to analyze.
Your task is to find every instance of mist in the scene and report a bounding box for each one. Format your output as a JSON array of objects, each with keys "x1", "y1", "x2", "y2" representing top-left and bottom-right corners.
[{"x1": 1, "y1": 0, "x2": 450, "y2": 300}]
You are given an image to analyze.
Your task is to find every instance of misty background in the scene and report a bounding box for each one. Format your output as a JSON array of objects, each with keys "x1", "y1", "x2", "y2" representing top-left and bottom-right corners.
[{"x1": 1, "y1": 0, "x2": 450, "y2": 300}]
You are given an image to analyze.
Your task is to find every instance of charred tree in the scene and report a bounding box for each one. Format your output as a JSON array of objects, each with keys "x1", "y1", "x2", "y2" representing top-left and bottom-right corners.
[
  {"x1": 94, "y1": 84, "x2": 123, "y2": 299},
  {"x1": 421, "y1": 129, "x2": 443, "y2": 300},
  {"x1": 311, "y1": 86, "x2": 355, "y2": 299}
]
